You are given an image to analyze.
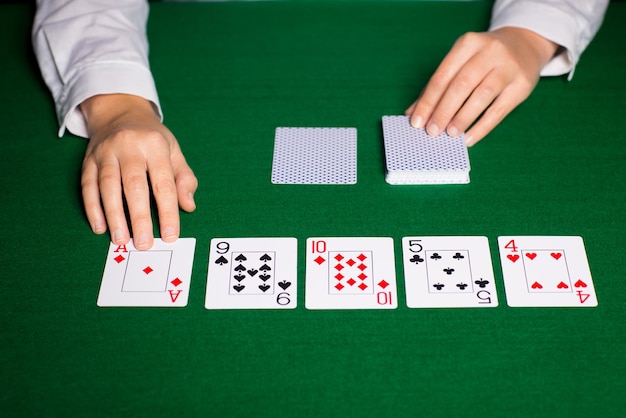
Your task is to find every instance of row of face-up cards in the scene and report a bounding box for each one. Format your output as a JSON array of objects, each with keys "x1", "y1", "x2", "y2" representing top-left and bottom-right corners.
[
  {"x1": 97, "y1": 235, "x2": 597, "y2": 309},
  {"x1": 271, "y1": 115, "x2": 470, "y2": 185}
]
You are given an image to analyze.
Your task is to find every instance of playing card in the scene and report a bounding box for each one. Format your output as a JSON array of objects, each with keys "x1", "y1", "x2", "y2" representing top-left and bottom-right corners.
[
  {"x1": 382, "y1": 115, "x2": 470, "y2": 184},
  {"x1": 97, "y1": 238, "x2": 196, "y2": 307},
  {"x1": 498, "y1": 236, "x2": 597, "y2": 307},
  {"x1": 402, "y1": 236, "x2": 497, "y2": 308},
  {"x1": 271, "y1": 127, "x2": 357, "y2": 184},
  {"x1": 305, "y1": 237, "x2": 397, "y2": 309},
  {"x1": 205, "y1": 238, "x2": 298, "y2": 309}
]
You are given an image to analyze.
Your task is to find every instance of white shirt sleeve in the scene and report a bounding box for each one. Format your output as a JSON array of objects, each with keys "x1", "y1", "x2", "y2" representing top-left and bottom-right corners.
[
  {"x1": 32, "y1": 0, "x2": 162, "y2": 138},
  {"x1": 489, "y1": 0, "x2": 609, "y2": 79}
]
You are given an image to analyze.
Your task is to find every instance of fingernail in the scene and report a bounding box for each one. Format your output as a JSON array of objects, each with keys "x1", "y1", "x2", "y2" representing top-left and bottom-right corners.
[
  {"x1": 135, "y1": 234, "x2": 150, "y2": 248},
  {"x1": 92, "y1": 220, "x2": 106, "y2": 234},
  {"x1": 112, "y1": 229, "x2": 124, "y2": 243},
  {"x1": 188, "y1": 192, "x2": 196, "y2": 210},
  {"x1": 162, "y1": 227, "x2": 177, "y2": 241},
  {"x1": 465, "y1": 135, "x2": 473, "y2": 146},
  {"x1": 426, "y1": 123, "x2": 439, "y2": 136},
  {"x1": 411, "y1": 116, "x2": 423, "y2": 129},
  {"x1": 447, "y1": 125, "x2": 458, "y2": 137}
]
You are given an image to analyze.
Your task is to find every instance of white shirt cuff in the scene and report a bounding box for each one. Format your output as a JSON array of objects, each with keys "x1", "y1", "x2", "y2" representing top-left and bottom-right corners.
[
  {"x1": 489, "y1": 2, "x2": 580, "y2": 79},
  {"x1": 58, "y1": 63, "x2": 162, "y2": 138}
]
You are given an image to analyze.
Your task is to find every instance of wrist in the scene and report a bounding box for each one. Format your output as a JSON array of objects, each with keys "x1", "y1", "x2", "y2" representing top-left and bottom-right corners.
[
  {"x1": 493, "y1": 26, "x2": 559, "y2": 69},
  {"x1": 80, "y1": 94, "x2": 159, "y2": 136}
]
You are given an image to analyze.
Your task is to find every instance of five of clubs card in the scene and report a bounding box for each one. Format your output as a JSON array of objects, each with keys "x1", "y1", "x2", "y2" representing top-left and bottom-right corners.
[
  {"x1": 206, "y1": 238, "x2": 297, "y2": 309},
  {"x1": 402, "y1": 236, "x2": 498, "y2": 308}
]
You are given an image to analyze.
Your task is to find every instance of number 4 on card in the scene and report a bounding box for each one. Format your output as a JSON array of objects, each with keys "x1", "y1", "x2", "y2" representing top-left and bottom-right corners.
[{"x1": 498, "y1": 236, "x2": 597, "y2": 307}]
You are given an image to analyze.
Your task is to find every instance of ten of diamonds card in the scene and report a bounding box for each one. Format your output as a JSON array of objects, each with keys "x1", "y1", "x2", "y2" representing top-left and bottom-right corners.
[{"x1": 305, "y1": 237, "x2": 397, "y2": 309}]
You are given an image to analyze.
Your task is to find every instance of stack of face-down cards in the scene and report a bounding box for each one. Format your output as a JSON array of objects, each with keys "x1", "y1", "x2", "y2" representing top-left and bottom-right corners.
[
  {"x1": 271, "y1": 127, "x2": 357, "y2": 185},
  {"x1": 382, "y1": 115, "x2": 470, "y2": 185}
]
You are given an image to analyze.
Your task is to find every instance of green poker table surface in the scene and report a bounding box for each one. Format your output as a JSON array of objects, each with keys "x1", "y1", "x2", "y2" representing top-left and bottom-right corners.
[{"x1": 2, "y1": 1, "x2": 625, "y2": 416}]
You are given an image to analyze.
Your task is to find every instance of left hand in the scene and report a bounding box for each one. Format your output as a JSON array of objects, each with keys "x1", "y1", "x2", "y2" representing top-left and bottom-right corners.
[{"x1": 80, "y1": 94, "x2": 198, "y2": 250}]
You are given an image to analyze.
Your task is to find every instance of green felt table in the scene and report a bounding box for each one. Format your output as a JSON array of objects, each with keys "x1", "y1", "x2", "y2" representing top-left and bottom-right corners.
[{"x1": 2, "y1": 1, "x2": 625, "y2": 417}]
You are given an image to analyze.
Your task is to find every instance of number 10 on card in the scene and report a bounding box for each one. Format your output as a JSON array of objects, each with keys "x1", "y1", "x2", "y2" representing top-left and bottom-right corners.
[{"x1": 305, "y1": 237, "x2": 398, "y2": 310}]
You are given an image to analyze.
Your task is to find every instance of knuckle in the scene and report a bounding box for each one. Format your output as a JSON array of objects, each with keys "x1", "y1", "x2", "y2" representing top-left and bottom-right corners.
[
  {"x1": 131, "y1": 212, "x2": 153, "y2": 227},
  {"x1": 97, "y1": 129, "x2": 170, "y2": 155},
  {"x1": 483, "y1": 35, "x2": 505, "y2": 52},
  {"x1": 487, "y1": 102, "x2": 509, "y2": 124},
  {"x1": 476, "y1": 82, "x2": 497, "y2": 100},
  {"x1": 456, "y1": 31, "x2": 482, "y2": 48},
  {"x1": 98, "y1": 169, "x2": 120, "y2": 188},
  {"x1": 177, "y1": 173, "x2": 199, "y2": 194},
  {"x1": 152, "y1": 178, "x2": 177, "y2": 196},
  {"x1": 124, "y1": 174, "x2": 149, "y2": 193},
  {"x1": 82, "y1": 198, "x2": 101, "y2": 213},
  {"x1": 451, "y1": 74, "x2": 474, "y2": 92},
  {"x1": 189, "y1": 176, "x2": 199, "y2": 191},
  {"x1": 80, "y1": 173, "x2": 96, "y2": 190},
  {"x1": 428, "y1": 73, "x2": 449, "y2": 92}
]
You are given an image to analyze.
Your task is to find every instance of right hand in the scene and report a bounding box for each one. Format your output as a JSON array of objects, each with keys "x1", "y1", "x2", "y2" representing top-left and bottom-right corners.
[{"x1": 405, "y1": 27, "x2": 559, "y2": 146}]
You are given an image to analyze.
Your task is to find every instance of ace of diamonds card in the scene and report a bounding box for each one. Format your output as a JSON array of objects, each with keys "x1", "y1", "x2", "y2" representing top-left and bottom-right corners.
[
  {"x1": 498, "y1": 236, "x2": 597, "y2": 307},
  {"x1": 305, "y1": 237, "x2": 397, "y2": 309},
  {"x1": 97, "y1": 238, "x2": 196, "y2": 307}
]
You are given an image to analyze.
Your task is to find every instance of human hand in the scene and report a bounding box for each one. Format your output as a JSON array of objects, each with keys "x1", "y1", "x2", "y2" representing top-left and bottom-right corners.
[
  {"x1": 405, "y1": 27, "x2": 559, "y2": 146},
  {"x1": 80, "y1": 94, "x2": 198, "y2": 250}
]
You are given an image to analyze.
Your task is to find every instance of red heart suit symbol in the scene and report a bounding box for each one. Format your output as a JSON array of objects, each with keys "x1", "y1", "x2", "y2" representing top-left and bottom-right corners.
[
  {"x1": 507, "y1": 254, "x2": 520, "y2": 263},
  {"x1": 557, "y1": 281, "x2": 569, "y2": 289},
  {"x1": 551, "y1": 252, "x2": 562, "y2": 260},
  {"x1": 525, "y1": 253, "x2": 537, "y2": 260},
  {"x1": 531, "y1": 281, "x2": 543, "y2": 289},
  {"x1": 574, "y1": 279, "x2": 587, "y2": 288}
]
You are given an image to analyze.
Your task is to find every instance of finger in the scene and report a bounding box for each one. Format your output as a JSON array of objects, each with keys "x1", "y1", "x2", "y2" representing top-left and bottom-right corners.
[
  {"x1": 404, "y1": 89, "x2": 424, "y2": 126},
  {"x1": 147, "y1": 151, "x2": 180, "y2": 243},
  {"x1": 120, "y1": 159, "x2": 153, "y2": 250},
  {"x1": 445, "y1": 69, "x2": 505, "y2": 137},
  {"x1": 408, "y1": 33, "x2": 483, "y2": 130},
  {"x1": 81, "y1": 160, "x2": 107, "y2": 234},
  {"x1": 171, "y1": 147, "x2": 198, "y2": 213},
  {"x1": 405, "y1": 100, "x2": 416, "y2": 116},
  {"x1": 426, "y1": 56, "x2": 493, "y2": 137},
  {"x1": 98, "y1": 159, "x2": 130, "y2": 245},
  {"x1": 464, "y1": 85, "x2": 527, "y2": 146}
]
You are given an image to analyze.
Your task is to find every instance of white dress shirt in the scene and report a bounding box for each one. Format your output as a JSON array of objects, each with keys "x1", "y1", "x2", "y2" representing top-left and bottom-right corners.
[
  {"x1": 33, "y1": 0, "x2": 159, "y2": 138},
  {"x1": 32, "y1": 0, "x2": 609, "y2": 138},
  {"x1": 489, "y1": 0, "x2": 609, "y2": 79}
]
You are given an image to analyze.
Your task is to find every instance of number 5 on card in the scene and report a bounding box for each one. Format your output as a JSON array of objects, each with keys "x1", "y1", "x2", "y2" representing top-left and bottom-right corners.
[{"x1": 402, "y1": 236, "x2": 498, "y2": 308}]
